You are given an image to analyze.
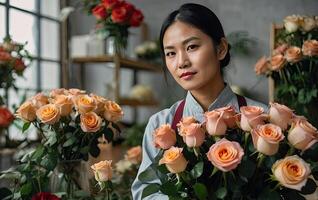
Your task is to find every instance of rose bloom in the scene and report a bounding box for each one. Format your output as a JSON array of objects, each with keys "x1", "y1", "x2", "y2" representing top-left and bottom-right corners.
[
  {"x1": 15, "y1": 101, "x2": 37, "y2": 122},
  {"x1": 153, "y1": 124, "x2": 176, "y2": 149},
  {"x1": 68, "y1": 88, "x2": 86, "y2": 96},
  {"x1": 285, "y1": 46, "x2": 302, "y2": 63},
  {"x1": 91, "y1": 160, "x2": 112, "y2": 182},
  {"x1": 111, "y1": 2, "x2": 133, "y2": 24},
  {"x1": 302, "y1": 40, "x2": 318, "y2": 57},
  {"x1": 273, "y1": 44, "x2": 289, "y2": 55},
  {"x1": 49, "y1": 88, "x2": 67, "y2": 98},
  {"x1": 53, "y1": 95, "x2": 73, "y2": 116},
  {"x1": 272, "y1": 155, "x2": 311, "y2": 191},
  {"x1": 284, "y1": 15, "x2": 302, "y2": 33},
  {"x1": 181, "y1": 123, "x2": 205, "y2": 147},
  {"x1": 32, "y1": 192, "x2": 60, "y2": 200},
  {"x1": 80, "y1": 111, "x2": 102, "y2": 133},
  {"x1": 129, "y1": 9, "x2": 144, "y2": 27},
  {"x1": 92, "y1": 4, "x2": 107, "y2": 20},
  {"x1": 206, "y1": 138, "x2": 244, "y2": 172},
  {"x1": 90, "y1": 93, "x2": 107, "y2": 115},
  {"x1": 215, "y1": 106, "x2": 238, "y2": 128},
  {"x1": 103, "y1": 0, "x2": 120, "y2": 10},
  {"x1": 205, "y1": 110, "x2": 227, "y2": 136},
  {"x1": 14, "y1": 58, "x2": 26, "y2": 72},
  {"x1": 301, "y1": 16, "x2": 316, "y2": 32},
  {"x1": 240, "y1": 106, "x2": 268, "y2": 132},
  {"x1": 74, "y1": 95, "x2": 96, "y2": 114},
  {"x1": 31, "y1": 93, "x2": 49, "y2": 109},
  {"x1": 177, "y1": 116, "x2": 197, "y2": 136},
  {"x1": 254, "y1": 56, "x2": 270, "y2": 75},
  {"x1": 125, "y1": 146, "x2": 142, "y2": 165},
  {"x1": 115, "y1": 159, "x2": 132, "y2": 173},
  {"x1": 269, "y1": 102, "x2": 294, "y2": 131},
  {"x1": 104, "y1": 100, "x2": 123, "y2": 122},
  {"x1": 251, "y1": 124, "x2": 285, "y2": 156},
  {"x1": 36, "y1": 104, "x2": 60, "y2": 125},
  {"x1": 159, "y1": 147, "x2": 188, "y2": 174},
  {"x1": 0, "y1": 107, "x2": 14, "y2": 128},
  {"x1": 270, "y1": 54, "x2": 286, "y2": 71},
  {"x1": 288, "y1": 119, "x2": 318, "y2": 150},
  {"x1": 0, "y1": 51, "x2": 12, "y2": 63}
]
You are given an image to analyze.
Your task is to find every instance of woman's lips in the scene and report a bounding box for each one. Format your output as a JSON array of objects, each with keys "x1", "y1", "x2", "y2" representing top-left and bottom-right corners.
[{"x1": 180, "y1": 71, "x2": 197, "y2": 80}]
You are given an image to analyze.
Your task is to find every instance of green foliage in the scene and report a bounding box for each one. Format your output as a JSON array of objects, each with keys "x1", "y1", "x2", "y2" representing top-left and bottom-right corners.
[{"x1": 123, "y1": 123, "x2": 146, "y2": 147}]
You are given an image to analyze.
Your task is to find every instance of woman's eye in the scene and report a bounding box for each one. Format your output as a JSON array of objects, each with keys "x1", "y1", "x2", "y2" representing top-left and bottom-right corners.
[
  {"x1": 187, "y1": 44, "x2": 198, "y2": 51},
  {"x1": 165, "y1": 52, "x2": 175, "y2": 57}
]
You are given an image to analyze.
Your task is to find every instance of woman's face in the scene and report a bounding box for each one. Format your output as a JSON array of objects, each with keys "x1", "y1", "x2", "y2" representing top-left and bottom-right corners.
[{"x1": 163, "y1": 21, "x2": 224, "y2": 92}]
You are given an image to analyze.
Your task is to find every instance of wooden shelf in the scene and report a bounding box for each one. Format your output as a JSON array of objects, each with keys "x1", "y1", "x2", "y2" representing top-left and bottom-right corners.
[
  {"x1": 72, "y1": 55, "x2": 162, "y2": 72},
  {"x1": 119, "y1": 97, "x2": 159, "y2": 107}
]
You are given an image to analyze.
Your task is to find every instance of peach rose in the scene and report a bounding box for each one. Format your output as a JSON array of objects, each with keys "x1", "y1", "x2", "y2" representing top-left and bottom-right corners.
[
  {"x1": 31, "y1": 93, "x2": 49, "y2": 109},
  {"x1": 68, "y1": 88, "x2": 86, "y2": 96},
  {"x1": 36, "y1": 104, "x2": 60, "y2": 125},
  {"x1": 288, "y1": 119, "x2": 318, "y2": 150},
  {"x1": 251, "y1": 124, "x2": 285, "y2": 156},
  {"x1": 285, "y1": 46, "x2": 302, "y2": 63},
  {"x1": 301, "y1": 16, "x2": 316, "y2": 32},
  {"x1": 302, "y1": 40, "x2": 318, "y2": 57},
  {"x1": 270, "y1": 54, "x2": 286, "y2": 71},
  {"x1": 104, "y1": 101, "x2": 123, "y2": 122},
  {"x1": 255, "y1": 56, "x2": 271, "y2": 75},
  {"x1": 272, "y1": 155, "x2": 311, "y2": 191},
  {"x1": 91, "y1": 160, "x2": 112, "y2": 182},
  {"x1": 125, "y1": 146, "x2": 142, "y2": 165},
  {"x1": 90, "y1": 93, "x2": 107, "y2": 115},
  {"x1": 49, "y1": 88, "x2": 67, "y2": 98},
  {"x1": 269, "y1": 102, "x2": 294, "y2": 131},
  {"x1": 159, "y1": 147, "x2": 188, "y2": 174},
  {"x1": 74, "y1": 95, "x2": 96, "y2": 114},
  {"x1": 215, "y1": 106, "x2": 238, "y2": 128},
  {"x1": 177, "y1": 116, "x2": 197, "y2": 136},
  {"x1": 284, "y1": 15, "x2": 301, "y2": 33},
  {"x1": 181, "y1": 123, "x2": 205, "y2": 147},
  {"x1": 206, "y1": 138, "x2": 244, "y2": 172},
  {"x1": 54, "y1": 95, "x2": 73, "y2": 116},
  {"x1": 240, "y1": 106, "x2": 268, "y2": 132},
  {"x1": 80, "y1": 112, "x2": 102, "y2": 133},
  {"x1": 15, "y1": 101, "x2": 37, "y2": 122},
  {"x1": 205, "y1": 111, "x2": 227, "y2": 136},
  {"x1": 273, "y1": 44, "x2": 289, "y2": 55},
  {"x1": 153, "y1": 124, "x2": 176, "y2": 149}
]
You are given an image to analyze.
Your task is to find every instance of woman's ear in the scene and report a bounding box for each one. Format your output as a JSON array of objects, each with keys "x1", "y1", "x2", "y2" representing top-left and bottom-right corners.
[{"x1": 217, "y1": 38, "x2": 228, "y2": 60}]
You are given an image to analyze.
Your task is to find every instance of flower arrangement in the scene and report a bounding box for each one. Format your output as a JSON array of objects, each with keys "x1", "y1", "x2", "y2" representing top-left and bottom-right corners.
[
  {"x1": 139, "y1": 103, "x2": 318, "y2": 199},
  {"x1": 83, "y1": 0, "x2": 144, "y2": 54},
  {"x1": 0, "y1": 88, "x2": 124, "y2": 199},
  {"x1": 134, "y1": 41, "x2": 161, "y2": 60},
  {"x1": 254, "y1": 15, "x2": 318, "y2": 126},
  {"x1": 0, "y1": 36, "x2": 32, "y2": 92}
]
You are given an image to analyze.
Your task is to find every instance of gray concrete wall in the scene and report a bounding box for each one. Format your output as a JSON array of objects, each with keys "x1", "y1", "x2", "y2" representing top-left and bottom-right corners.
[{"x1": 68, "y1": 0, "x2": 318, "y2": 123}]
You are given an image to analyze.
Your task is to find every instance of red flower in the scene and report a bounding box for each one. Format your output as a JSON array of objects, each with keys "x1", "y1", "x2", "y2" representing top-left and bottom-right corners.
[
  {"x1": 31, "y1": 192, "x2": 60, "y2": 200},
  {"x1": 102, "y1": 0, "x2": 120, "y2": 10},
  {"x1": 111, "y1": 2, "x2": 135, "y2": 24},
  {"x1": 92, "y1": 4, "x2": 107, "y2": 20},
  {"x1": 14, "y1": 58, "x2": 26, "y2": 72},
  {"x1": 129, "y1": 9, "x2": 144, "y2": 27},
  {"x1": 0, "y1": 107, "x2": 14, "y2": 128},
  {"x1": 0, "y1": 51, "x2": 12, "y2": 63}
]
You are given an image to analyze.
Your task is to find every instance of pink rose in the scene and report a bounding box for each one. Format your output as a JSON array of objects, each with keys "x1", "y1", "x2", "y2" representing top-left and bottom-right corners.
[
  {"x1": 254, "y1": 56, "x2": 270, "y2": 75},
  {"x1": 273, "y1": 44, "x2": 289, "y2": 55},
  {"x1": 240, "y1": 106, "x2": 268, "y2": 132},
  {"x1": 269, "y1": 102, "x2": 294, "y2": 131},
  {"x1": 53, "y1": 95, "x2": 73, "y2": 116},
  {"x1": 251, "y1": 124, "x2": 285, "y2": 156},
  {"x1": 206, "y1": 138, "x2": 244, "y2": 172},
  {"x1": 91, "y1": 160, "x2": 112, "y2": 182},
  {"x1": 31, "y1": 93, "x2": 49, "y2": 109},
  {"x1": 215, "y1": 106, "x2": 238, "y2": 128},
  {"x1": 125, "y1": 146, "x2": 142, "y2": 165},
  {"x1": 159, "y1": 147, "x2": 188, "y2": 174},
  {"x1": 177, "y1": 116, "x2": 197, "y2": 136},
  {"x1": 285, "y1": 46, "x2": 302, "y2": 63},
  {"x1": 181, "y1": 123, "x2": 205, "y2": 147},
  {"x1": 302, "y1": 40, "x2": 318, "y2": 56},
  {"x1": 288, "y1": 119, "x2": 318, "y2": 150},
  {"x1": 270, "y1": 54, "x2": 286, "y2": 71},
  {"x1": 153, "y1": 124, "x2": 176, "y2": 149},
  {"x1": 205, "y1": 111, "x2": 227, "y2": 136},
  {"x1": 15, "y1": 101, "x2": 37, "y2": 122}
]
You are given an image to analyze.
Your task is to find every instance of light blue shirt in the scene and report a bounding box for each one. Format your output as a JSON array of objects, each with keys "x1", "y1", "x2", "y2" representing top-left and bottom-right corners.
[{"x1": 131, "y1": 85, "x2": 268, "y2": 200}]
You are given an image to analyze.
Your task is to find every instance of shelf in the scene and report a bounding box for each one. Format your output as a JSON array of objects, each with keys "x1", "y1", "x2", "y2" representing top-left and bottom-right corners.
[
  {"x1": 119, "y1": 97, "x2": 159, "y2": 107},
  {"x1": 72, "y1": 55, "x2": 162, "y2": 72}
]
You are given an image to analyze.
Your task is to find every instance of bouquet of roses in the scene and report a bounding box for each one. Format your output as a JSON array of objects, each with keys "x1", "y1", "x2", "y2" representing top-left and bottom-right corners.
[
  {"x1": 1, "y1": 88, "x2": 124, "y2": 199},
  {"x1": 139, "y1": 103, "x2": 318, "y2": 200},
  {"x1": 0, "y1": 36, "x2": 32, "y2": 91},
  {"x1": 254, "y1": 14, "x2": 318, "y2": 126},
  {"x1": 83, "y1": 0, "x2": 144, "y2": 53}
]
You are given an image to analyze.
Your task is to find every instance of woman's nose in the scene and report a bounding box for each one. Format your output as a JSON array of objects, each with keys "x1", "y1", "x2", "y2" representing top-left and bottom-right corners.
[{"x1": 177, "y1": 51, "x2": 190, "y2": 69}]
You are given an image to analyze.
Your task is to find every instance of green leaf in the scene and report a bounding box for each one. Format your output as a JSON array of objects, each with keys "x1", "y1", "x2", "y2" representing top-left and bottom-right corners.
[
  {"x1": 281, "y1": 189, "x2": 306, "y2": 200},
  {"x1": 190, "y1": 161, "x2": 204, "y2": 179},
  {"x1": 73, "y1": 190, "x2": 90, "y2": 197},
  {"x1": 160, "y1": 181, "x2": 177, "y2": 196},
  {"x1": 20, "y1": 182, "x2": 32, "y2": 196},
  {"x1": 31, "y1": 145, "x2": 45, "y2": 160},
  {"x1": 63, "y1": 136, "x2": 76, "y2": 147},
  {"x1": 141, "y1": 183, "x2": 160, "y2": 199},
  {"x1": 238, "y1": 157, "x2": 256, "y2": 179},
  {"x1": 257, "y1": 187, "x2": 281, "y2": 200},
  {"x1": 193, "y1": 183, "x2": 208, "y2": 200},
  {"x1": 22, "y1": 122, "x2": 31, "y2": 133},
  {"x1": 138, "y1": 167, "x2": 157, "y2": 183},
  {"x1": 44, "y1": 131, "x2": 57, "y2": 146},
  {"x1": 302, "y1": 142, "x2": 318, "y2": 162},
  {"x1": 300, "y1": 178, "x2": 317, "y2": 195},
  {"x1": 215, "y1": 187, "x2": 227, "y2": 199}
]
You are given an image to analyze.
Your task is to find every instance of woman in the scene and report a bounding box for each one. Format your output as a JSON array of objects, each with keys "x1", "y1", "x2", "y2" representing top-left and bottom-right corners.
[{"x1": 131, "y1": 3, "x2": 267, "y2": 200}]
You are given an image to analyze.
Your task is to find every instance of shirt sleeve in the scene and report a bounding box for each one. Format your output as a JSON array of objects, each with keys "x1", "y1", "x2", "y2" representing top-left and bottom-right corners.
[{"x1": 131, "y1": 115, "x2": 169, "y2": 200}]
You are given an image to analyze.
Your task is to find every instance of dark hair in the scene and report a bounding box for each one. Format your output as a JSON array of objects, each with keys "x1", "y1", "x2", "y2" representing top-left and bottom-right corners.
[{"x1": 159, "y1": 3, "x2": 231, "y2": 73}]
